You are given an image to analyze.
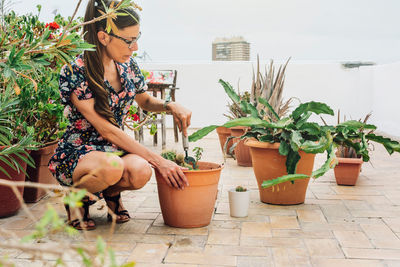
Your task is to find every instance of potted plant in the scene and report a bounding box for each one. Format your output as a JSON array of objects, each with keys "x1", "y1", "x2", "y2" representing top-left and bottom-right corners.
[
  {"x1": 155, "y1": 147, "x2": 223, "y2": 228},
  {"x1": 217, "y1": 84, "x2": 250, "y2": 159},
  {"x1": 0, "y1": 7, "x2": 94, "y2": 202},
  {"x1": 0, "y1": 95, "x2": 36, "y2": 217},
  {"x1": 190, "y1": 95, "x2": 400, "y2": 205},
  {"x1": 228, "y1": 185, "x2": 250, "y2": 217},
  {"x1": 219, "y1": 57, "x2": 291, "y2": 167},
  {"x1": 330, "y1": 112, "x2": 378, "y2": 186}
]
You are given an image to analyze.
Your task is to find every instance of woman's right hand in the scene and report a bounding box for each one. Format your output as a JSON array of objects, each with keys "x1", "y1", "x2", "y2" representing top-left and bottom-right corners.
[{"x1": 157, "y1": 158, "x2": 189, "y2": 189}]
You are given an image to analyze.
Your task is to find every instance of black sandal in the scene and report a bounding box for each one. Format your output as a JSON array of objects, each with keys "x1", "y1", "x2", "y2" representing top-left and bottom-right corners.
[
  {"x1": 104, "y1": 193, "x2": 130, "y2": 224},
  {"x1": 65, "y1": 197, "x2": 96, "y2": 231}
]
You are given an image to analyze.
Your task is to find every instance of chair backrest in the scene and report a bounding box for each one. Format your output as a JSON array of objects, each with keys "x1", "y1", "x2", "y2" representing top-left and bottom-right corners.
[{"x1": 145, "y1": 70, "x2": 177, "y2": 87}]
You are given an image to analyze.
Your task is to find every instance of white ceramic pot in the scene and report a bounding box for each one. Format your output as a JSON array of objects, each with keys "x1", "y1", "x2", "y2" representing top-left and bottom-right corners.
[{"x1": 228, "y1": 189, "x2": 250, "y2": 217}]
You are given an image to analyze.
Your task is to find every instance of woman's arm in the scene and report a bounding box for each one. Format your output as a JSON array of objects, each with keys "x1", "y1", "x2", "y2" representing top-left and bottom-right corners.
[
  {"x1": 71, "y1": 93, "x2": 189, "y2": 189},
  {"x1": 135, "y1": 92, "x2": 192, "y2": 136}
]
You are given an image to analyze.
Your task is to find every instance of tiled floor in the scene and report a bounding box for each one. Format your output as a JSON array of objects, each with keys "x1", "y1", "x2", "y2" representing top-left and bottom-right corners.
[{"x1": 1, "y1": 129, "x2": 400, "y2": 267}]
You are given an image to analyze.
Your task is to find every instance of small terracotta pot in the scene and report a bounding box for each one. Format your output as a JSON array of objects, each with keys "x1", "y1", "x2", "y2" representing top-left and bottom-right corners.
[
  {"x1": 245, "y1": 140, "x2": 315, "y2": 205},
  {"x1": 155, "y1": 161, "x2": 223, "y2": 228},
  {"x1": 0, "y1": 151, "x2": 29, "y2": 218},
  {"x1": 24, "y1": 141, "x2": 59, "y2": 203},
  {"x1": 334, "y1": 157, "x2": 363, "y2": 186},
  {"x1": 216, "y1": 126, "x2": 234, "y2": 157},
  {"x1": 230, "y1": 126, "x2": 252, "y2": 167}
]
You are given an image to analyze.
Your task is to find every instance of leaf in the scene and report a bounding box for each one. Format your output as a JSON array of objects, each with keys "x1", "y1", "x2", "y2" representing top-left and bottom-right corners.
[
  {"x1": 259, "y1": 134, "x2": 274, "y2": 143},
  {"x1": 299, "y1": 122, "x2": 321, "y2": 135},
  {"x1": 312, "y1": 145, "x2": 338, "y2": 178},
  {"x1": 286, "y1": 149, "x2": 301, "y2": 174},
  {"x1": 292, "y1": 101, "x2": 334, "y2": 121},
  {"x1": 219, "y1": 79, "x2": 240, "y2": 103},
  {"x1": 301, "y1": 133, "x2": 332, "y2": 154},
  {"x1": 189, "y1": 125, "x2": 219, "y2": 142},
  {"x1": 120, "y1": 262, "x2": 136, "y2": 267},
  {"x1": 262, "y1": 174, "x2": 309, "y2": 188},
  {"x1": 366, "y1": 133, "x2": 400, "y2": 154},
  {"x1": 279, "y1": 142, "x2": 290, "y2": 156},
  {"x1": 290, "y1": 131, "x2": 303, "y2": 152},
  {"x1": 258, "y1": 97, "x2": 280, "y2": 120},
  {"x1": 337, "y1": 120, "x2": 377, "y2": 130}
]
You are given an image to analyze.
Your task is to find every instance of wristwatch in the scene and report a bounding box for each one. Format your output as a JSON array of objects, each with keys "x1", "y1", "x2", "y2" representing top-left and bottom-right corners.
[{"x1": 163, "y1": 99, "x2": 171, "y2": 110}]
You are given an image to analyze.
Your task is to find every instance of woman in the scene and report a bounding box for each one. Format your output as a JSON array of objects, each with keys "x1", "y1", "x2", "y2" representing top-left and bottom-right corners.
[{"x1": 48, "y1": 0, "x2": 191, "y2": 230}]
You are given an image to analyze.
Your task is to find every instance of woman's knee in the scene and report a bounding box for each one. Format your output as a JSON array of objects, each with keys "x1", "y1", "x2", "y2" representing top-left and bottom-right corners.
[
  {"x1": 101, "y1": 153, "x2": 125, "y2": 186},
  {"x1": 124, "y1": 157, "x2": 152, "y2": 189}
]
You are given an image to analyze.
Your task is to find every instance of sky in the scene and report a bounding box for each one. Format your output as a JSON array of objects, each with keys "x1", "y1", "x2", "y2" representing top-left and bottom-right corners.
[{"x1": 8, "y1": 0, "x2": 400, "y2": 63}]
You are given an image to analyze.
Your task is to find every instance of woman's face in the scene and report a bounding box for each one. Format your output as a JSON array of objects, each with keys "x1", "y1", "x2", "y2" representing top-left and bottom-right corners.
[{"x1": 103, "y1": 24, "x2": 140, "y2": 63}]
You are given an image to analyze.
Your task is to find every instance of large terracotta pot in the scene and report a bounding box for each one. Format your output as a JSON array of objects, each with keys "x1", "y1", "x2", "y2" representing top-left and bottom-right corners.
[
  {"x1": 155, "y1": 161, "x2": 223, "y2": 228},
  {"x1": 216, "y1": 127, "x2": 234, "y2": 157},
  {"x1": 245, "y1": 140, "x2": 315, "y2": 205},
  {"x1": 23, "y1": 141, "x2": 58, "y2": 203},
  {"x1": 230, "y1": 126, "x2": 252, "y2": 167},
  {"x1": 0, "y1": 151, "x2": 29, "y2": 218},
  {"x1": 334, "y1": 157, "x2": 363, "y2": 186}
]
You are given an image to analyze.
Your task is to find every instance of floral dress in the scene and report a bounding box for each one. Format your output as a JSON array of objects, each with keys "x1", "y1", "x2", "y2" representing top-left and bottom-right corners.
[{"x1": 48, "y1": 55, "x2": 147, "y2": 187}]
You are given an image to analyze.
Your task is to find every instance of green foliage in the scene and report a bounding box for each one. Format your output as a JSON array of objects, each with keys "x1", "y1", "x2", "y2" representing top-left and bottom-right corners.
[
  {"x1": 190, "y1": 77, "x2": 400, "y2": 188},
  {"x1": 235, "y1": 185, "x2": 247, "y2": 192},
  {"x1": 0, "y1": 7, "x2": 95, "y2": 145},
  {"x1": 193, "y1": 147, "x2": 203, "y2": 162},
  {"x1": 0, "y1": 95, "x2": 37, "y2": 177},
  {"x1": 161, "y1": 147, "x2": 203, "y2": 170}
]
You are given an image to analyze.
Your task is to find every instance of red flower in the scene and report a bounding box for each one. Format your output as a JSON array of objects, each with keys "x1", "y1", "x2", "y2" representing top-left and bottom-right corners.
[
  {"x1": 132, "y1": 114, "x2": 140, "y2": 122},
  {"x1": 45, "y1": 22, "x2": 60, "y2": 30}
]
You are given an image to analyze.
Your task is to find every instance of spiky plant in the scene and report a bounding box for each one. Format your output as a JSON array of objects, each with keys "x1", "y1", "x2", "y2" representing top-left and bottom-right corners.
[
  {"x1": 251, "y1": 56, "x2": 292, "y2": 122},
  {"x1": 235, "y1": 185, "x2": 247, "y2": 192}
]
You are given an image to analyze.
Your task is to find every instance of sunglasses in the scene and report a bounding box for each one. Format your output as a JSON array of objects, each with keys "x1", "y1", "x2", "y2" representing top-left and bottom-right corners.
[{"x1": 108, "y1": 31, "x2": 141, "y2": 49}]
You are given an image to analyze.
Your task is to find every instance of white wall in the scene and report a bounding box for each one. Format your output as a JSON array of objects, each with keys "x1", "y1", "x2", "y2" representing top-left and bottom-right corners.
[
  {"x1": 141, "y1": 61, "x2": 399, "y2": 137},
  {"x1": 371, "y1": 62, "x2": 400, "y2": 137}
]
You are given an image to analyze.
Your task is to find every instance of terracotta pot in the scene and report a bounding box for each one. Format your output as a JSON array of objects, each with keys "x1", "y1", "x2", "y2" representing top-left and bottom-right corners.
[
  {"x1": 24, "y1": 141, "x2": 59, "y2": 203},
  {"x1": 0, "y1": 151, "x2": 29, "y2": 218},
  {"x1": 155, "y1": 161, "x2": 223, "y2": 228},
  {"x1": 245, "y1": 140, "x2": 315, "y2": 205},
  {"x1": 230, "y1": 126, "x2": 252, "y2": 167},
  {"x1": 216, "y1": 127, "x2": 234, "y2": 157},
  {"x1": 334, "y1": 157, "x2": 363, "y2": 186}
]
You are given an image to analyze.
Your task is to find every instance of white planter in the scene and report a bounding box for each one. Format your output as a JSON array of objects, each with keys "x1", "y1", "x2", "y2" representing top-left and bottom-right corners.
[{"x1": 228, "y1": 189, "x2": 250, "y2": 218}]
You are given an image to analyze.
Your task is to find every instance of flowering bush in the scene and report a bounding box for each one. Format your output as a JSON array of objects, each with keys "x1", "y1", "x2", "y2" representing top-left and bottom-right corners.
[{"x1": 0, "y1": 7, "x2": 92, "y2": 145}]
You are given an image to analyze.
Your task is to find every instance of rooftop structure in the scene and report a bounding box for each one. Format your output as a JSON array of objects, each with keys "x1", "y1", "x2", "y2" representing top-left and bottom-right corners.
[{"x1": 212, "y1": 36, "x2": 250, "y2": 61}]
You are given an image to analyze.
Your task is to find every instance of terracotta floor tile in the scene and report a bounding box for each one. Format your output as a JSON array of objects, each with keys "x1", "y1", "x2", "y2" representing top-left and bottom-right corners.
[
  {"x1": 343, "y1": 248, "x2": 400, "y2": 260},
  {"x1": 241, "y1": 222, "x2": 271, "y2": 237},
  {"x1": 207, "y1": 228, "x2": 240, "y2": 245},
  {"x1": 296, "y1": 209, "x2": 327, "y2": 223},
  {"x1": 312, "y1": 258, "x2": 384, "y2": 267},
  {"x1": 304, "y1": 238, "x2": 344, "y2": 258},
  {"x1": 270, "y1": 216, "x2": 300, "y2": 229},
  {"x1": 333, "y1": 230, "x2": 373, "y2": 248},
  {"x1": 127, "y1": 243, "x2": 169, "y2": 264}
]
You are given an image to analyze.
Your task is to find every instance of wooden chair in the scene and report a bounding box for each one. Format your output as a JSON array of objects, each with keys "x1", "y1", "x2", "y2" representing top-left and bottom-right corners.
[{"x1": 138, "y1": 70, "x2": 179, "y2": 149}]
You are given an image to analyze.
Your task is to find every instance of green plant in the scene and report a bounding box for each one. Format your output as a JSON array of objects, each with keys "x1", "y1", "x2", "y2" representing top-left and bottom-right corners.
[
  {"x1": 250, "y1": 56, "x2": 292, "y2": 121},
  {"x1": 0, "y1": 6, "x2": 92, "y2": 145},
  {"x1": 327, "y1": 111, "x2": 374, "y2": 160},
  {"x1": 161, "y1": 147, "x2": 203, "y2": 170},
  {"x1": 0, "y1": 94, "x2": 37, "y2": 177},
  {"x1": 235, "y1": 185, "x2": 247, "y2": 192},
  {"x1": 190, "y1": 84, "x2": 400, "y2": 188}
]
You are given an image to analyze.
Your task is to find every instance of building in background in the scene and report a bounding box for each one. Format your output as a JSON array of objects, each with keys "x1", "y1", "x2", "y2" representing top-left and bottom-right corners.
[{"x1": 212, "y1": 37, "x2": 250, "y2": 61}]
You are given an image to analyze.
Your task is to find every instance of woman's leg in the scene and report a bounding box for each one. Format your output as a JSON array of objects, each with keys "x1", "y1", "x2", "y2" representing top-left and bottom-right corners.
[
  {"x1": 104, "y1": 154, "x2": 152, "y2": 195},
  {"x1": 103, "y1": 154, "x2": 152, "y2": 221},
  {"x1": 68, "y1": 151, "x2": 124, "y2": 227},
  {"x1": 72, "y1": 151, "x2": 125, "y2": 193}
]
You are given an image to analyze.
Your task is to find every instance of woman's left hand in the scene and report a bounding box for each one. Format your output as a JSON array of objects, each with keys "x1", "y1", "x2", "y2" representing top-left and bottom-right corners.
[{"x1": 167, "y1": 102, "x2": 192, "y2": 136}]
